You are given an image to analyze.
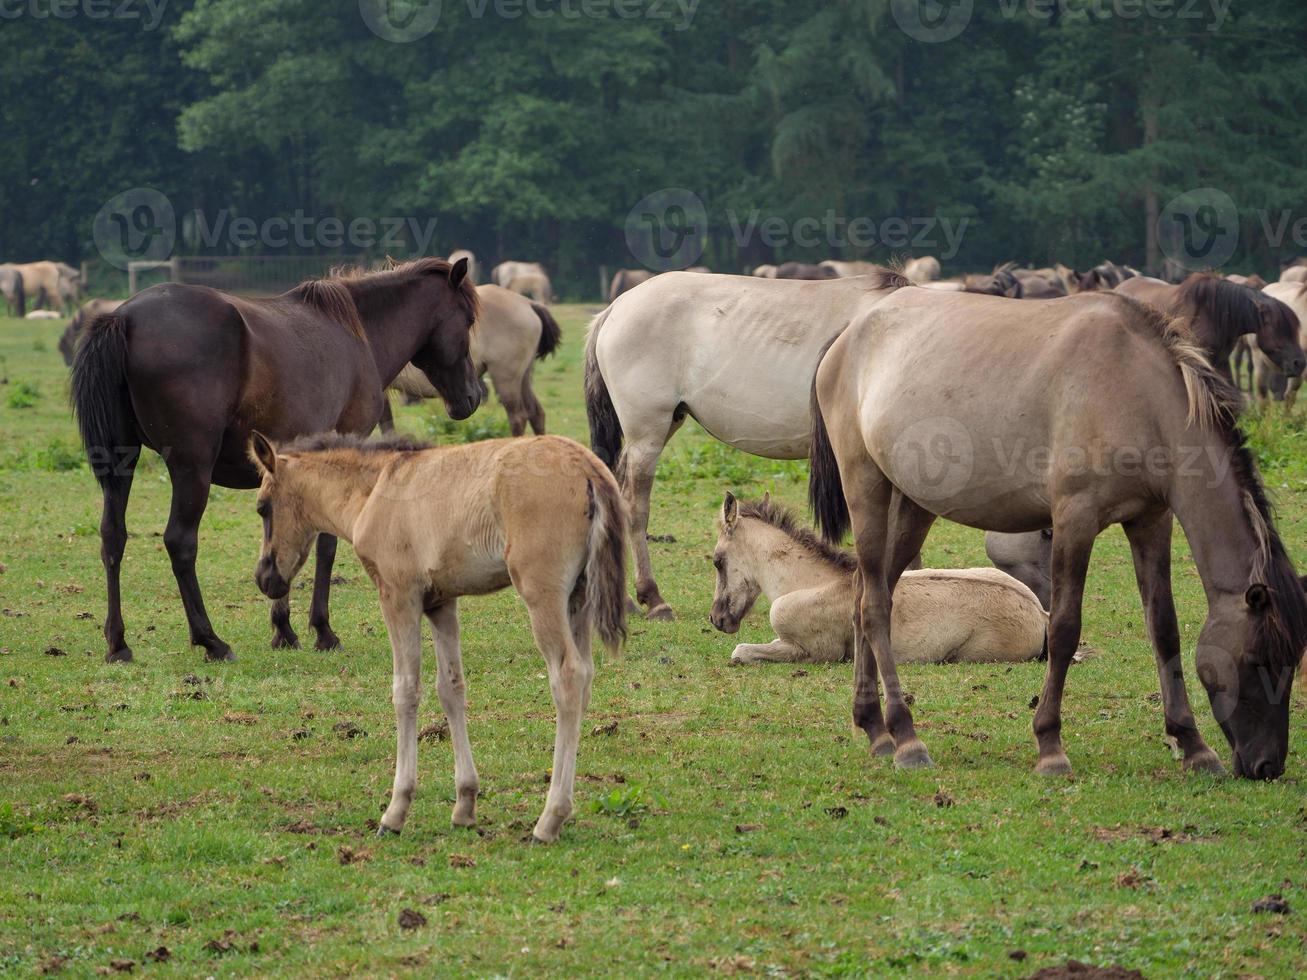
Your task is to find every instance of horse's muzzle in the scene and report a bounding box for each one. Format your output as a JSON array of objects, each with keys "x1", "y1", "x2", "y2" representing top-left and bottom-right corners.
[
  {"x1": 255, "y1": 556, "x2": 290, "y2": 600},
  {"x1": 447, "y1": 384, "x2": 484, "y2": 422},
  {"x1": 709, "y1": 608, "x2": 740, "y2": 635},
  {"x1": 1233, "y1": 748, "x2": 1285, "y2": 781}
]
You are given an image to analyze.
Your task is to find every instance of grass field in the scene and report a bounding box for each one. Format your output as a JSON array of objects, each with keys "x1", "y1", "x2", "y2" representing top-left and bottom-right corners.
[{"x1": 2, "y1": 305, "x2": 1307, "y2": 978}]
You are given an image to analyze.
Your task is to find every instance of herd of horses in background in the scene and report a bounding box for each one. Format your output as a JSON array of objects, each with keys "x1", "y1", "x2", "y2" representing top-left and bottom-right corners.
[{"x1": 10, "y1": 242, "x2": 1307, "y2": 840}]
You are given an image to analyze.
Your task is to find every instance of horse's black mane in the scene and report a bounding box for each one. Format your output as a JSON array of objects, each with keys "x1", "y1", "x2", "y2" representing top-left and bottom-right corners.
[
  {"x1": 737, "y1": 496, "x2": 857, "y2": 573},
  {"x1": 281, "y1": 431, "x2": 433, "y2": 456}
]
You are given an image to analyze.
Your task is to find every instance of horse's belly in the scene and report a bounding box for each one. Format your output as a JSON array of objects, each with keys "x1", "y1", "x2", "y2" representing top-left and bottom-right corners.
[{"x1": 686, "y1": 377, "x2": 814, "y2": 460}]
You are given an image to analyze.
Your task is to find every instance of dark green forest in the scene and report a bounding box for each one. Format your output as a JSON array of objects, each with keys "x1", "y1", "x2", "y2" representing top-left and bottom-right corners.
[{"x1": 3, "y1": 0, "x2": 1306, "y2": 296}]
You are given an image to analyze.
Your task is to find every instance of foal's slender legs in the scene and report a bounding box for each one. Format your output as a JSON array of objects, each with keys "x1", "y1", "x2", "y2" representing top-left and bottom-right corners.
[
  {"x1": 852, "y1": 483, "x2": 937, "y2": 768},
  {"x1": 428, "y1": 601, "x2": 480, "y2": 827},
  {"x1": 163, "y1": 455, "x2": 233, "y2": 662},
  {"x1": 523, "y1": 593, "x2": 594, "y2": 843},
  {"x1": 308, "y1": 534, "x2": 342, "y2": 650},
  {"x1": 1123, "y1": 511, "x2": 1224, "y2": 773},
  {"x1": 98, "y1": 446, "x2": 139, "y2": 663},
  {"x1": 1032, "y1": 509, "x2": 1098, "y2": 775},
  {"x1": 379, "y1": 593, "x2": 424, "y2": 834}
]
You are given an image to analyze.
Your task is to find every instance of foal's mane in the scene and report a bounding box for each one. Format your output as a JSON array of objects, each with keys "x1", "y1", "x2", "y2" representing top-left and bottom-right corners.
[
  {"x1": 1125, "y1": 295, "x2": 1307, "y2": 672},
  {"x1": 281, "y1": 431, "x2": 433, "y2": 456},
  {"x1": 737, "y1": 497, "x2": 856, "y2": 572},
  {"x1": 327, "y1": 256, "x2": 481, "y2": 323}
]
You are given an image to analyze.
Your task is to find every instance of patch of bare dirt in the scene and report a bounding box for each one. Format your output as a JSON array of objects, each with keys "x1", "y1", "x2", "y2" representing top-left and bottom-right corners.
[
  {"x1": 1091, "y1": 825, "x2": 1212, "y2": 845},
  {"x1": 1027, "y1": 963, "x2": 1145, "y2": 980}
]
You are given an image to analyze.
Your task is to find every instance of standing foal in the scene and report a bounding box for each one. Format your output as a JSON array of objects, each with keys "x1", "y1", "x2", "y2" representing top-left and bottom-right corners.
[{"x1": 250, "y1": 432, "x2": 627, "y2": 843}]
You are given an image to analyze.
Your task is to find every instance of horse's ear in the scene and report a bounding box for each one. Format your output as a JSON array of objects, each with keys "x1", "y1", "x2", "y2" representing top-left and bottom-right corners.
[
  {"x1": 249, "y1": 431, "x2": 277, "y2": 476},
  {"x1": 449, "y1": 257, "x2": 470, "y2": 289},
  {"x1": 761, "y1": 491, "x2": 771, "y2": 507},
  {"x1": 1245, "y1": 582, "x2": 1271, "y2": 613},
  {"x1": 722, "y1": 491, "x2": 738, "y2": 529}
]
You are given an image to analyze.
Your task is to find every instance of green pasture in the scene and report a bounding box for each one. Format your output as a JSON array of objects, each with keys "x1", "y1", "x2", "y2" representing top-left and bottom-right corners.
[{"x1": 1, "y1": 308, "x2": 1306, "y2": 977}]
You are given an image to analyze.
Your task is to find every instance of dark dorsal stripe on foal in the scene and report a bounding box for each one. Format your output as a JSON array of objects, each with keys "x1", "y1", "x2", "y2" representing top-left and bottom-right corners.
[
  {"x1": 280, "y1": 432, "x2": 434, "y2": 456},
  {"x1": 737, "y1": 497, "x2": 857, "y2": 573}
]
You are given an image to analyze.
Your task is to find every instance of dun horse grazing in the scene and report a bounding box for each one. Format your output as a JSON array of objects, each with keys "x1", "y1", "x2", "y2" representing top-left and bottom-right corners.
[
  {"x1": 811, "y1": 287, "x2": 1307, "y2": 779},
  {"x1": 709, "y1": 494, "x2": 1046, "y2": 666},
  {"x1": 387, "y1": 283, "x2": 561, "y2": 436},
  {"x1": 586, "y1": 268, "x2": 909, "y2": 620},
  {"x1": 492, "y1": 261, "x2": 552, "y2": 302},
  {"x1": 0, "y1": 264, "x2": 25, "y2": 317},
  {"x1": 72, "y1": 257, "x2": 483, "y2": 663},
  {"x1": 59, "y1": 299, "x2": 122, "y2": 365},
  {"x1": 1116, "y1": 273, "x2": 1305, "y2": 382},
  {"x1": 609, "y1": 268, "x2": 656, "y2": 300},
  {"x1": 9, "y1": 261, "x2": 76, "y2": 313},
  {"x1": 249, "y1": 432, "x2": 627, "y2": 843}
]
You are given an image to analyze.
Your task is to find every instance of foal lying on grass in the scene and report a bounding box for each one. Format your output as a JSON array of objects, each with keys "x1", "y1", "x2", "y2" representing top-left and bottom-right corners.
[
  {"x1": 249, "y1": 431, "x2": 627, "y2": 843},
  {"x1": 709, "y1": 494, "x2": 1046, "y2": 665}
]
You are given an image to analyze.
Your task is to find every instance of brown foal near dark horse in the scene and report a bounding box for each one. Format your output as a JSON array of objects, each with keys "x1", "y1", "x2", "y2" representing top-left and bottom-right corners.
[
  {"x1": 72, "y1": 257, "x2": 484, "y2": 663},
  {"x1": 1115, "y1": 273, "x2": 1305, "y2": 382},
  {"x1": 811, "y1": 288, "x2": 1307, "y2": 780}
]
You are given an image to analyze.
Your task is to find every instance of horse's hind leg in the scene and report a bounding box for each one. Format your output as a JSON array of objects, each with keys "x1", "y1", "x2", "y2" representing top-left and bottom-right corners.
[
  {"x1": 624, "y1": 422, "x2": 681, "y2": 620},
  {"x1": 98, "y1": 446, "x2": 139, "y2": 663},
  {"x1": 1123, "y1": 510, "x2": 1223, "y2": 774},
  {"x1": 1031, "y1": 506, "x2": 1098, "y2": 776},
  {"x1": 428, "y1": 601, "x2": 480, "y2": 827},
  {"x1": 522, "y1": 370, "x2": 547, "y2": 435},
  {"x1": 488, "y1": 364, "x2": 530, "y2": 437},
  {"x1": 163, "y1": 456, "x2": 233, "y2": 662},
  {"x1": 308, "y1": 534, "x2": 342, "y2": 650}
]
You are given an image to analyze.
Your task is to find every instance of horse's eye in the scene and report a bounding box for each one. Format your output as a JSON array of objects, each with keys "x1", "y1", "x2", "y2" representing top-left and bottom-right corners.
[
  {"x1": 713, "y1": 556, "x2": 723, "y2": 570},
  {"x1": 256, "y1": 500, "x2": 271, "y2": 518}
]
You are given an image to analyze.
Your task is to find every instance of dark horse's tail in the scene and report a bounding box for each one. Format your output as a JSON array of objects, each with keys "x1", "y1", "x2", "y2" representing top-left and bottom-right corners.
[
  {"x1": 71, "y1": 314, "x2": 137, "y2": 487},
  {"x1": 531, "y1": 302, "x2": 562, "y2": 359},
  {"x1": 584, "y1": 308, "x2": 623, "y2": 473},
  {"x1": 808, "y1": 339, "x2": 850, "y2": 544}
]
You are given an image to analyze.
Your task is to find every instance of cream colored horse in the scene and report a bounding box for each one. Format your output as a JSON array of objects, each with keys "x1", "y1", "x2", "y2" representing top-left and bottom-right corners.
[
  {"x1": 389, "y1": 284, "x2": 560, "y2": 435},
  {"x1": 710, "y1": 494, "x2": 1046, "y2": 665},
  {"x1": 492, "y1": 260, "x2": 552, "y2": 302},
  {"x1": 1252, "y1": 281, "x2": 1307, "y2": 410},
  {"x1": 9, "y1": 261, "x2": 79, "y2": 313},
  {"x1": 585, "y1": 268, "x2": 909, "y2": 620},
  {"x1": 821, "y1": 260, "x2": 881, "y2": 278},
  {"x1": 447, "y1": 249, "x2": 478, "y2": 283},
  {"x1": 250, "y1": 431, "x2": 628, "y2": 843},
  {"x1": 751, "y1": 264, "x2": 779, "y2": 278},
  {"x1": 902, "y1": 256, "x2": 942, "y2": 283}
]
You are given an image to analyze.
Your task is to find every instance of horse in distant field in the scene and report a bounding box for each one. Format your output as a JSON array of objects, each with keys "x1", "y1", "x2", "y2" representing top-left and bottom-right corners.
[
  {"x1": 964, "y1": 262, "x2": 1023, "y2": 297},
  {"x1": 447, "y1": 249, "x2": 478, "y2": 283},
  {"x1": 60, "y1": 298, "x2": 123, "y2": 365},
  {"x1": 775, "y1": 262, "x2": 838, "y2": 280},
  {"x1": 1078, "y1": 261, "x2": 1139, "y2": 291},
  {"x1": 9, "y1": 261, "x2": 78, "y2": 313},
  {"x1": 609, "y1": 269, "x2": 656, "y2": 300},
  {"x1": 492, "y1": 261, "x2": 552, "y2": 302},
  {"x1": 821, "y1": 260, "x2": 881, "y2": 278},
  {"x1": 902, "y1": 256, "x2": 942, "y2": 283},
  {"x1": 585, "y1": 268, "x2": 908, "y2": 620},
  {"x1": 709, "y1": 493, "x2": 1046, "y2": 666},
  {"x1": 387, "y1": 283, "x2": 561, "y2": 436},
  {"x1": 1251, "y1": 281, "x2": 1307, "y2": 410},
  {"x1": 1011, "y1": 268, "x2": 1068, "y2": 299},
  {"x1": 751, "y1": 265, "x2": 779, "y2": 278},
  {"x1": 810, "y1": 287, "x2": 1307, "y2": 779},
  {"x1": 1116, "y1": 273, "x2": 1305, "y2": 383},
  {"x1": 249, "y1": 431, "x2": 627, "y2": 843},
  {"x1": 71, "y1": 256, "x2": 483, "y2": 664},
  {"x1": 0, "y1": 264, "x2": 25, "y2": 317}
]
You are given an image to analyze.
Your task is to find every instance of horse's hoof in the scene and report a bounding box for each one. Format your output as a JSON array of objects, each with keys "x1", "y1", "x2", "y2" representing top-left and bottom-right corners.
[
  {"x1": 894, "y1": 741, "x2": 934, "y2": 769},
  {"x1": 869, "y1": 734, "x2": 896, "y2": 758},
  {"x1": 105, "y1": 647, "x2": 133, "y2": 664},
  {"x1": 205, "y1": 645, "x2": 236, "y2": 663},
  {"x1": 376, "y1": 824, "x2": 401, "y2": 839},
  {"x1": 1184, "y1": 751, "x2": 1226, "y2": 776},
  {"x1": 271, "y1": 631, "x2": 301, "y2": 651},
  {"x1": 1034, "y1": 753, "x2": 1073, "y2": 776},
  {"x1": 645, "y1": 604, "x2": 676, "y2": 622},
  {"x1": 314, "y1": 629, "x2": 342, "y2": 652}
]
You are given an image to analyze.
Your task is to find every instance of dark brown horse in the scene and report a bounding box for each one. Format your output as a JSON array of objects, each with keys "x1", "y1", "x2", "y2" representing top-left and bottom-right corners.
[
  {"x1": 72, "y1": 257, "x2": 483, "y2": 663},
  {"x1": 1116, "y1": 273, "x2": 1305, "y2": 382}
]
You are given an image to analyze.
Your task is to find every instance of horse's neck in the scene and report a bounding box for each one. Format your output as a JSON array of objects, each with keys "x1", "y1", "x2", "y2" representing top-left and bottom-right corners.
[
  {"x1": 298, "y1": 460, "x2": 384, "y2": 542},
  {"x1": 742, "y1": 522, "x2": 845, "y2": 600},
  {"x1": 350, "y1": 279, "x2": 433, "y2": 386},
  {"x1": 1169, "y1": 441, "x2": 1261, "y2": 599}
]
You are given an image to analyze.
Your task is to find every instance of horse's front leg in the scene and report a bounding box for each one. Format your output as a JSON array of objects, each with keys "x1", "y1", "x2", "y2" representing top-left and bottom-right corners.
[
  {"x1": 378, "y1": 591, "x2": 423, "y2": 835},
  {"x1": 1032, "y1": 508, "x2": 1098, "y2": 775},
  {"x1": 1123, "y1": 511, "x2": 1223, "y2": 773},
  {"x1": 269, "y1": 595, "x2": 300, "y2": 649},
  {"x1": 428, "y1": 601, "x2": 480, "y2": 828},
  {"x1": 309, "y1": 534, "x2": 342, "y2": 651}
]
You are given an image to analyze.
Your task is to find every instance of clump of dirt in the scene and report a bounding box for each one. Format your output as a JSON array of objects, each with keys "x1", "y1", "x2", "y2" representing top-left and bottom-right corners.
[
  {"x1": 419, "y1": 720, "x2": 449, "y2": 743},
  {"x1": 1252, "y1": 894, "x2": 1291, "y2": 915},
  {"x1": 591, "y1": 720, "x2": 619, "y2": 737},
  {"x1": 332, "y1": 721, "x2": 366, "y2": 739},
  {"x1": 1027, "y1": 962, "x2": 1145, "y2": 979},
  {"x1": 398, "y1": 909, "x2": 427, "y2": 930}
]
